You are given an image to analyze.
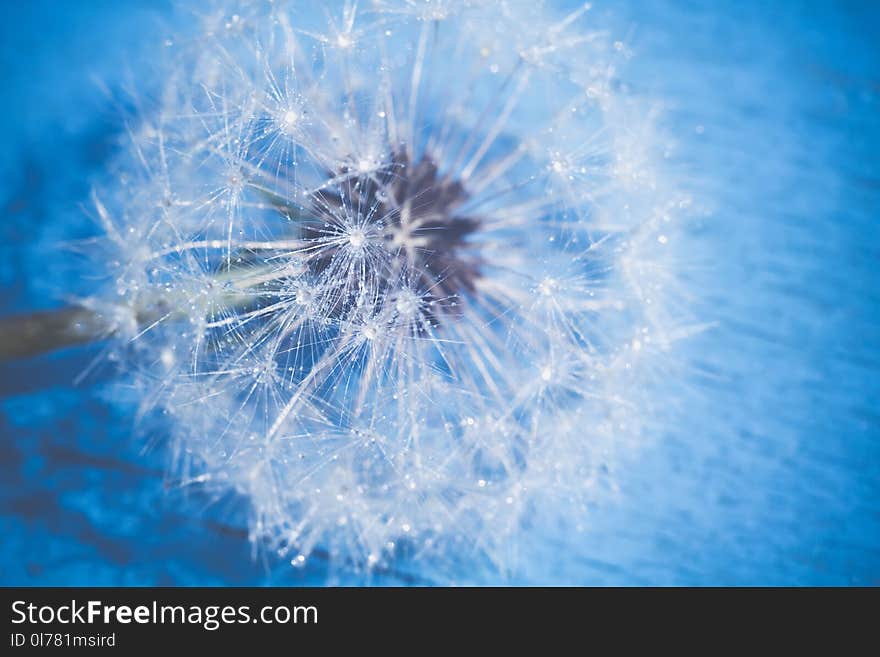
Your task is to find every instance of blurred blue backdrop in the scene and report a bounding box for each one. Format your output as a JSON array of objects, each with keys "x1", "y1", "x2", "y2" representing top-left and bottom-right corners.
[{"x1": 0, "y1": 0, "x2": 877, "y2": 585}]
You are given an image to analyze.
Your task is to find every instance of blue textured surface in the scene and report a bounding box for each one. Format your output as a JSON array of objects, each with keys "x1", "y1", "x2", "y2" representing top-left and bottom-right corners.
[{"x1": 0, "y1": 0, "x2": 878, "y2": 585}]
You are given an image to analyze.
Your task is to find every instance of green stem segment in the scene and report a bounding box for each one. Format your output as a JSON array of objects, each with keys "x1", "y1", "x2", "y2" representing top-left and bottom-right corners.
[
  {"x1": 0, "y1": 307, "x2": 115, "y2": 360},
  {"x1": 0, "y1": 188, "x2": 317, "y2": 362},
  {"x1": 0, "y1": 262, "x2": 283, "y2": 361}
]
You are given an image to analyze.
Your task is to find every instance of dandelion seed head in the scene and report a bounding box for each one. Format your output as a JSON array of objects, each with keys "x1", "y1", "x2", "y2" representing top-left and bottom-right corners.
[{"x1": 89, "y1": 0, "x2": 695, "y2": 578}]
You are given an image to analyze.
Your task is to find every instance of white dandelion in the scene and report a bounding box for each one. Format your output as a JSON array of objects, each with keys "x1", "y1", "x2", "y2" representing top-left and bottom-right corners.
[{"x1": 77, "y1": 0, "x2": 695, "y2": 577}]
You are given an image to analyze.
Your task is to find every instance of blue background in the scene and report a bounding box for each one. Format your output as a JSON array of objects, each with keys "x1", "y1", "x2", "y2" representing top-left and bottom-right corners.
[{"x1": 0, "y1": 0, "x2": 877, "y2": 585}]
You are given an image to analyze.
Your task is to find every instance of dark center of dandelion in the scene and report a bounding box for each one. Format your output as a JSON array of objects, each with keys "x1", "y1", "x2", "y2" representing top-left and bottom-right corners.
[{"x1": 302, "y1": 150, "x2": 481, "y2": 321}]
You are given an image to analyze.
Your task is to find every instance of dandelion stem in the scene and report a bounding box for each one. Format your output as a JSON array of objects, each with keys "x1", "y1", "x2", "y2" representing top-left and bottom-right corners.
[
  {"x1": 0, "y1": 264, "x2": 282, "y2": 361},
  {"x1": 0, "y1": 307, "x2": 112, "y2": 360}
]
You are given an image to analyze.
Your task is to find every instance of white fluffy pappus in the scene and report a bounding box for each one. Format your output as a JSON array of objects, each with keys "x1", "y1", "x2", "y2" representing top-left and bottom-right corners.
[{"x1": 88, "y1": 0, "x2": 697, "y2": 579}]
